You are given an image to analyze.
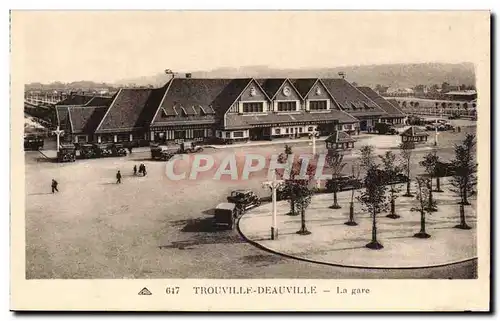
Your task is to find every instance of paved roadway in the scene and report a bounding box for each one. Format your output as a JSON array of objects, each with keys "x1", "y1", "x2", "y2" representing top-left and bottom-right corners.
[{"x1": 24, "y1": 126, "x2": 477, "y2": 279}]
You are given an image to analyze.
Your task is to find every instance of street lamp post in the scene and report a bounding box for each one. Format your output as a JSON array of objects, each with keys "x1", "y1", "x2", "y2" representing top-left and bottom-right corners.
[
  {"x1": 262, "y1": 177, "x2": 284, "y2": 240},
  {"x1": 52, "y1": 126, "x2": 64, "y2": 152},
  {"x1": 434, "y1": 107, "x2": 442, "y2": 146},
  {"x1": 310, "y1": 127, "x2": 320, "y2": 189}
]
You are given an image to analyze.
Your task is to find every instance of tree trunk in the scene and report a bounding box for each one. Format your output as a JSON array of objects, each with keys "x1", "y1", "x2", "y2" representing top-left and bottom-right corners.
[
  {"x1": 366, "y1": 209, "x2": 383, "y2": 249},
  {"x1": 297, "y1": 208, "x2": 311, "y2": 235},
  {"x1": 289, "y1": 198, "x2": 297, "y2": 216},
  {"x1": 455, "y1": 203, "x2": 471, "y2": 229},
  {"x1": 386, "y1": 197, "x2": 400, "y2": 219},
  {"x1": 427, "y1": 179, "x2": 437, "y2": 212},
  {"x1": 414, "y1": 210, "x2": 431, "y2": 238},
  {"x1": 345, "y1": 201, "x2": 357, "y2": 226},
  {"x1": 435, "y1": 177, "x2": 443, "y2": 192},
  {"x1": 330, "y1": 189, "x2": 341, "y2": 209}
]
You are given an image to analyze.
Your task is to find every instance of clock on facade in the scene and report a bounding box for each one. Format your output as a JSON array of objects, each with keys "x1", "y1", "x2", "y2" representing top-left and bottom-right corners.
[
  {"x1": 315, "y1": 87, "x2": 322, "y2": 95},
  {"x1": 283, "y1": 86, "x2": 291, "y2": 97}
]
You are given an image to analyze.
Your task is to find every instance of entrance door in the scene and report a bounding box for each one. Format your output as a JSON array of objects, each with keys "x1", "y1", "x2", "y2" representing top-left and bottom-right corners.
[
  {"x1": 249, "y1": 127, "x2": 271, "y2": 140},
  {"x1": 360, "y1": 120, "x2": 368, "y2": 131}
]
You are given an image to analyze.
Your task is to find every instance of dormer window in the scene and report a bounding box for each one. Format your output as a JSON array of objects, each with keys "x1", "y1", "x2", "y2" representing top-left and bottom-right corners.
[
  {"x1": 364, "y1": 103, "x2": 370, "y2": 110},
  {"x1": 351, "y1": 103, "x2": 357, "y2": 110}
]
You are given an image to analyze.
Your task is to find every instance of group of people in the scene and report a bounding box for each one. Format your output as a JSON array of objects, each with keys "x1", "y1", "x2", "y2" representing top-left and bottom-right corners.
[{"x1": 133, "y1": 163, "x2": 147, "y2": 177}]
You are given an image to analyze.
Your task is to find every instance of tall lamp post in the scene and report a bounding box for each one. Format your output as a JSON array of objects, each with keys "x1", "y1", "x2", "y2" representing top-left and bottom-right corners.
[
  {"x1": 52, "y1": 126, "x2": 64, "y2": 152},
  {"x1": 309, "y1": 127, "x2": 320, "y2": 189},
  {"x1": 262, "y1": 177, "x2": 284, "y2": 240},
  {"x1": 434, "y1": 107, "x2": 442, "y2": 146}
]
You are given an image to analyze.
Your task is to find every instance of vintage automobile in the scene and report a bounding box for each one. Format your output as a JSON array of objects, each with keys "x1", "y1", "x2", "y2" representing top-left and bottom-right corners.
[
  {"x1": 151, "y1": 145, "x2": 175, "y2": 161},
  {"x1": 214, "y1": 203, "x2": 239, "y2": 230},
  {"x1": 177, "y1": 141, "x2": 204, "y2": 154},
  {"x1": 326, "y1": 175, "x2": 362, "y2": 193},
  {"x1": 78, "y1": 143, "x2": 127, "y2": 159},
  {"x1": 24, "y1": 135, "x2": 45, "y2": 151},
  {"x1": 374, "y1": 122, "x2": 398, "y2": 135},
  {"x1": 57, "y1": 144, "x2": 76, "y2": 162},
  {"x1": 109, "y1": 143, "x2": 128, "y2": 157},
  {"x1": 226, "y1": 189, "x2": 261, "y2": 212},
  {"x1": 374, "y1": 169, "x2": 409, "y2": 185}
]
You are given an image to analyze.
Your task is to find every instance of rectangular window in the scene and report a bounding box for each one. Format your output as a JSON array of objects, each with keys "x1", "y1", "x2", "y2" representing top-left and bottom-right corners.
[
  {"x1": 174, "y1": 131, "x2": 186, "y2": 139},
  {"x1": 286, "y1": 128, "x2": 289, "y2": 134},
  {"x1": 299, "y1": 127, "x2": 303, "y2": 133},
  {"x1": 243, "y1": 102, "x2": 264, "y2": 113},
  {"x1": 274, "y1": 128, "x2": 281, "y2": 135},
  {"x1": 225, "y1": 132, "x2": 230, "y2": 138},
  {"x1": 194, "y1": 129, "x2": 205, "y2": 138},
  {"x1": 277, "y1": 101, "x2": 296, "y2": 112},
  {"x1": 308, "y1": 127, "x2": 314, "y2": 132},
  {"x1": 117, "y1": 133, "x2": 129, "y2": 142},
  {"x1": 310, "y1": 100, "x2": 328, "y2": 111},
  {"x1": 233, "y1": 131, "x2": 244, "y2": 138}
]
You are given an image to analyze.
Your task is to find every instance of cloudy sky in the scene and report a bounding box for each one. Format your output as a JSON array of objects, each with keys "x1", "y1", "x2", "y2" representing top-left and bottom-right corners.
[{"x1": 14, "y1": 11, "x2": 489, "y2": 83}]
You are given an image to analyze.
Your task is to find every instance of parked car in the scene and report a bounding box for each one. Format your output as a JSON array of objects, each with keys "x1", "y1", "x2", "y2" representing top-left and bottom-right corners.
[
  {"x1": 24, "y1": 135, "x2": 44, "y2": 151},
  {"x1": 375, "y1": 169, "x2": 409, "y2": 185},
  {"x1": 374, "y1": 122, "x2": 398, "y2": 135},
  {"x1": 227, "y1": 189, "x2": 261, "y2": 212},
  {"x1": 151, "y1": 145, "x2": 175, "y2": 161},
  {"x1": 326, "y1": 176, "x2": 362, "y2": 192},
  {"x1": 178, "y1": 141, "x2": 204, "y2": 154},
  {"x1": 57, "y1": 144, "x2": 76, "y2": 162},
  {"x1": 214, "y1": 203, "x2": 239, "y2": 230}
]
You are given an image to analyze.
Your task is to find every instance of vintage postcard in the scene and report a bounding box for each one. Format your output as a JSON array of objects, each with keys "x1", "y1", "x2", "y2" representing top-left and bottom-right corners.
[{"x1": 10, "y1": 10, "x2": 490, "y2": 311}]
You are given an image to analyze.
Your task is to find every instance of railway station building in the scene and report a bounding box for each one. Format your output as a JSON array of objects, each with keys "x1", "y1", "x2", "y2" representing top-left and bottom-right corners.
[{"x1": 55, "y1": 77, "x2": 406, "y2": 145}]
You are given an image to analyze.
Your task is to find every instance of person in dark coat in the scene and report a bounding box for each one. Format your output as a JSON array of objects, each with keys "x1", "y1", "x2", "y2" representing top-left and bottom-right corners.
[
  {"x1": 143, "y1": 164, "x2": 147, "y2": 176},
  {"x1": 133, "y1": 165, "x2": 137, "y2": 176},
  {"x1": 116, "y1": 170, "x2": 122, "y2": 184},
  {"x1": 51, "y1": 179, "x2": 59, "y2": 193}
]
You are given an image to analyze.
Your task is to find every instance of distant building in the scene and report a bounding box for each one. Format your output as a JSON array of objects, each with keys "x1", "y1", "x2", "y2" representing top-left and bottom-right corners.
[{"x1": 444, "y1": 90, "x2": 477, "y2": 101}]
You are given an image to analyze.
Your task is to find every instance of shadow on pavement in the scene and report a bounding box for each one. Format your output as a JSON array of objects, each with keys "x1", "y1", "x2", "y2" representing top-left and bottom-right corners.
[{"x1": 27, "y1": 192, "x2": 53, "y2": 196}]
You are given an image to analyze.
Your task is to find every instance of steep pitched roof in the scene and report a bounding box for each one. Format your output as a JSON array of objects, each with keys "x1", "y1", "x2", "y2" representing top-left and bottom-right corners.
[
  {"x1": 320, "y1": 78, "x2": 387, "y2": 117},
  {"x1": 325, "y1": 130, "x2": 355, "y2": 143},
  {"x1": 84, "y1": 95, "x2": 114, "y2": 107},
  {"x1": 211, "y1": 78, "x2": 254, "y2": 117},
  {"x1": 55, "y1": 106, "x2": 69, "y2": 128},
  {"x1": 401, "y1": 126, "x2": 429, "y2": 137},
  {"x1": 256, "y1": 78, "x2": 287, "y2": 98},
  {"x1": 356, "y1": 87, "x2": 405, "y2": 118},
  {"x1": 151, "y1": 78, "x2": 236, "y2": 125},
  {"x1": 56, "y1": 94, "x2": 94, "y2": 106},
  {"x1": 96, "y1": 88, "x2": 153, "y2": 133},
  {"x1": 290, "y1": 78, "x2": 318, "y2": 97},
  {"x1": 67, "y1": 106, "x2": 108, "y2": 134}
]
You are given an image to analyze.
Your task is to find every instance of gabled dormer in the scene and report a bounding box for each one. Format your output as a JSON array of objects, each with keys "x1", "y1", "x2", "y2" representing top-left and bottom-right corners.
[{"x1": 271, "y1": 79, "x2": 302, "y2": 112}]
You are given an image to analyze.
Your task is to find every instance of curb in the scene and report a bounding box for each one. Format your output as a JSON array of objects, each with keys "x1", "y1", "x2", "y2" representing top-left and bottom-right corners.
[{"x1": 237, "y1": 209, "x2": 477, "y2": 271}]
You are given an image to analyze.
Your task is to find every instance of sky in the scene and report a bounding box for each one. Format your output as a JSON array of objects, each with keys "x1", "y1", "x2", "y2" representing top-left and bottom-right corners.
[{"x1": 13, "y1": 11, "x2": 489, "y2": 84}]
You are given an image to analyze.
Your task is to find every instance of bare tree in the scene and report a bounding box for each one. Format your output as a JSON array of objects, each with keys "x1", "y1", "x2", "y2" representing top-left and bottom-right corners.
[
  {"x1": 411, "y1": 177, "x2": 433, "y2": 238},
  {"x1": 450, "y1": 134, "x2": 477, "y2": 230},
  {"x1": 359, "y1": 145, "x2": 375, "y2": 171},
  {"x1": 294, "y1": 182, "x2": 314, "y2": 235},
  {"x1": 326, "y1": 150, "x2": 347, "y2": 209},
  {"x1": 357, "y1": 164, "x2": 388, "y2": 250}
]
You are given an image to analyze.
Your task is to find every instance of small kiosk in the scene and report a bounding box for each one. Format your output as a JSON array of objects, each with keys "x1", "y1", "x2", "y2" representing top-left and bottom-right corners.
[
  {"x1": 325, "y1": 131, "x2": 356, "y2": 155},
  {"x1": 400, "y1": 126, "x2": 429, "y2": 145}
]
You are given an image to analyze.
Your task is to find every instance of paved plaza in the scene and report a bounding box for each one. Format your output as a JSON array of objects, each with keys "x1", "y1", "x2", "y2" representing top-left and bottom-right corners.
[{"x1": 239, "y1": 179, "x2": 477, "y2": 269}]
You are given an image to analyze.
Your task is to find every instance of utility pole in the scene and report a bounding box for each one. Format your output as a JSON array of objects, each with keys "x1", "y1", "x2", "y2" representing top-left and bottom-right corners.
[
  {"x1": 52, "y1": 126, "x2": 64, "y2": 152},
  {"x1": 262, "y1": 177, "x2": 284, "y2": 240},
  {"x1": 310, "y1": 127, "x2": 320, "y2": 189}
]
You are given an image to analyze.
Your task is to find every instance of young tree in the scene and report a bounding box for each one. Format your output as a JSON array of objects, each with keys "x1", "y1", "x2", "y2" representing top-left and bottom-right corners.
[
  {"x1": 326, "y1": 150, "x2": 347, "y2": 209},
  {"x1": 399, "y1": 142, "x2": 414, "y2": 197},
  {"x1": 411, "y1": 177, "x2": 433, "y2": 238},
  {"x1": 450, "y1": 134, "x2": 477, "y2": 230},
  {"x1": 359, "y1": 145, "x2": 375, "y2": 171},
  {"x1": 277, "y1": 146, "x2": 316, "y2": 216},
  {"x1": 379, "y1": 151, "x2": 403, "y2": 219},
  {"x1": 357, "y1": 164, "x2": 388, "y2": 250},
  {"x1": 294, "y1": 183, "x2": 314, "y2": 235},
  {"x1": 419, "y1": 151, "x2": 439, "y2": 212},
  {"x1": 345, "y1": 162, "x2": 361, "y2": 226}
]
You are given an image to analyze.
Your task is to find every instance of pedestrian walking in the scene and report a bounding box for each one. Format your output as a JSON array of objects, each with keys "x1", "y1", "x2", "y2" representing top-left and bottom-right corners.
[
  {"x1": 116, "y1": 170, "x2": 122, "y2": 184},
  {"x1": 142, "y1": 163, "x2": 147, "y2": 176},
  {"x1": 51, "y1": 179, "x2": 59, "y2": 193},
  {"x1": 133, "y1": 165, "x2": 137, "y2": 176}
]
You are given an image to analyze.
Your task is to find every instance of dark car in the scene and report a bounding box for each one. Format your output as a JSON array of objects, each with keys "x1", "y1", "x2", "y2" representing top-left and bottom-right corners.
[
  {"x1": 214, "y1": 203, "x2": 239, "y2": 230},
  {"x1": 374, "y1": 169, "x2": 409, "y2": 185},
  {"x1": 151, "y1": 145, "x2": 175, "y2": 161},
  {"x1": 24, "y1": 135, "x2": 44, "y2": 151},
  {"x1": 57, "y1": 144, "x2": 76, "y2": 162},
  {"x1": 178, "y1": 141, "x2": 204, "y2": 154},
  {"x1": 326, "y1": 175, "x2": 362, "y2": 192},
  {"x1": 374, "y1": 122, "x2": 398, "y2": 135},
  {"x1": 227, "y1": 190, "x2": 261, "y2": 213}
]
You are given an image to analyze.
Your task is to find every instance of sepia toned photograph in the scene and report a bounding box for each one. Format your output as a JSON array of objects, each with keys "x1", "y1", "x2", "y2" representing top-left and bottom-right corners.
[{"x1": 11, "y1": 10, "x2": 490, "y2": 311}]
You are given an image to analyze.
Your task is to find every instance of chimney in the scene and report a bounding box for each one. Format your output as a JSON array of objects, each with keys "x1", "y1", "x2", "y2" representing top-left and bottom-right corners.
[{"x1": 185, "y1": 73, "x2": 192, "y2": 78}]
